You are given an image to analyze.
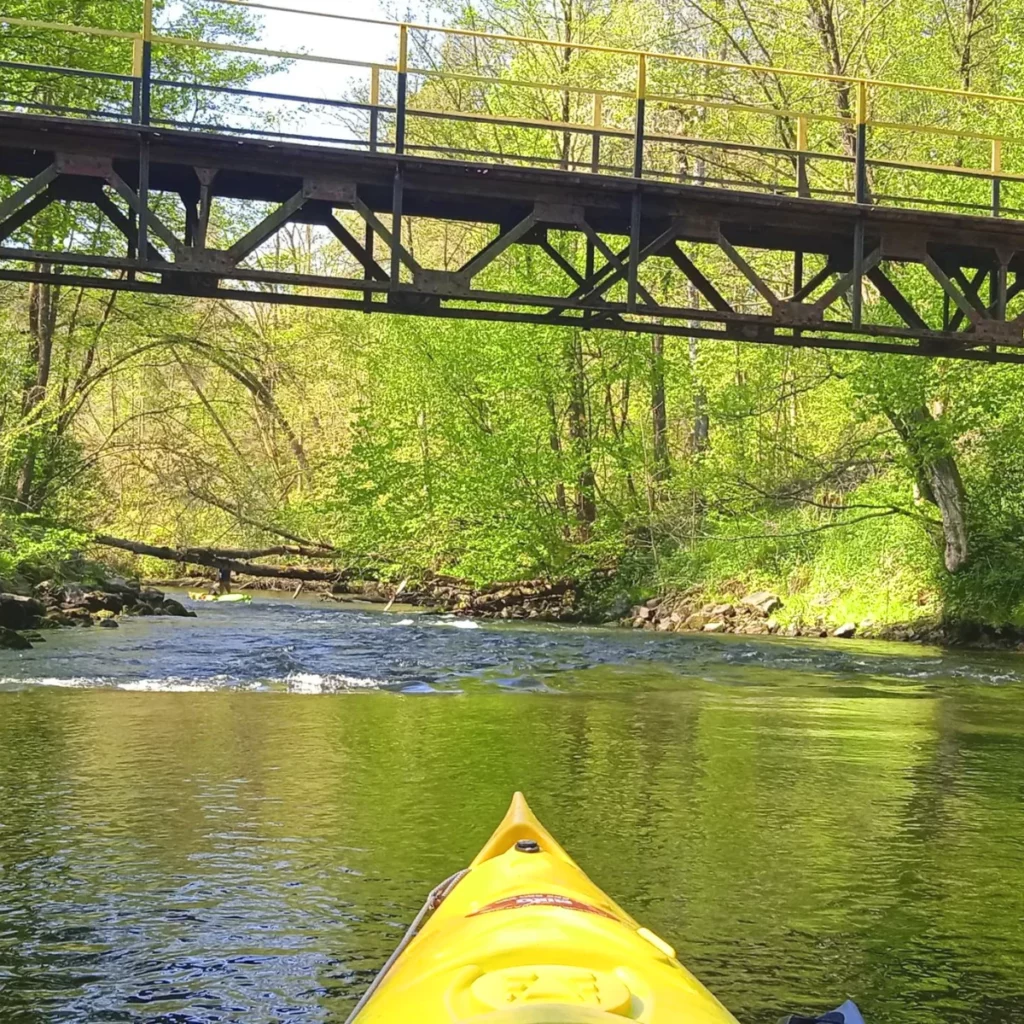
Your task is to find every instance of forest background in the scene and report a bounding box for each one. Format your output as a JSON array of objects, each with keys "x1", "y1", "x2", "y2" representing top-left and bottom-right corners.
[{"x1": 2, "y1": 0, "x2": 1023, "y2": 631}]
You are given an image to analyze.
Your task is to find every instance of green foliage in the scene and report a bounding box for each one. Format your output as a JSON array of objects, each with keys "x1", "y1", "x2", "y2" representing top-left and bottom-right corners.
[
  {"x1": 0, "y1": 512, "x2": 89, "y2": 586},
  {"x1": 5, "y1": 0, "x2": 1024, "y2": 634}
]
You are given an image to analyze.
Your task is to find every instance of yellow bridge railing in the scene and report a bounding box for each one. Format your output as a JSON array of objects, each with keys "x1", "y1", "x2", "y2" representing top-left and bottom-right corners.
[{"x1": 2, "y1": 0, "x2": 1024, "y2": 215}]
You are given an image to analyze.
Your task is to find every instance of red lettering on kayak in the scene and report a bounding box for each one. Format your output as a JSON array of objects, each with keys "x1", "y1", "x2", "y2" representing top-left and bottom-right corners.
[{"x1": 469, "y1": 893, "x2": 618, "y2": 920}]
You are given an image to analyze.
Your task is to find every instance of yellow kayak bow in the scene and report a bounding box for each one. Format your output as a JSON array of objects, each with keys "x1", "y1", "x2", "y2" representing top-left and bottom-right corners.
[{"x1": 348, "y1": 792, "x2": 740, "y2": 1024}]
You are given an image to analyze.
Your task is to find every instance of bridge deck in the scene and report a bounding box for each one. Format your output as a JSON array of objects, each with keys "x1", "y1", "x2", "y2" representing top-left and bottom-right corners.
[{"x1": 1, "y1": 113, "x2": 1024, "y2": 362}]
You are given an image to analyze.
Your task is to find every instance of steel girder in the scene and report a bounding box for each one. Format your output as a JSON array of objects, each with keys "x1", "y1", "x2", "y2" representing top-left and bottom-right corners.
[{"x1": 2, "y1": 114, "x2": 1024, "y2": 363}]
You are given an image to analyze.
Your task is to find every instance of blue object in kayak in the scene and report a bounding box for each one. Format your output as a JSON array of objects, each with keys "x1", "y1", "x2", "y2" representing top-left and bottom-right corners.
[
  {"x1": 779, "y1": 1001, "x2": 865, "y2": 1024},
  {"x1": 833, "y1": 1001, "x2": 865, "y2": 1024}
]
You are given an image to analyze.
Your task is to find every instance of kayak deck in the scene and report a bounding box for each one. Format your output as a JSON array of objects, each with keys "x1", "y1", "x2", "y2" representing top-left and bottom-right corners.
[{"x1": 350, "y1": 793, "x2": 740, "y2": 1023}]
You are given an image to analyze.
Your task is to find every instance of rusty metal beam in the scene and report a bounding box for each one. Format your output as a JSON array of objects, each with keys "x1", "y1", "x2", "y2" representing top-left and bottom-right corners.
[
  {"x1": 0, "y1": 189, "x2": 55, "y2": 243},
  {"x1": 323, "y1": 213, "x2": 388, "y2": 281},
  {"x1": 226, "y1": 187, "x2": 308, "y2": 263},
  {"x1": 1, "y1": 114, "x2": 1024, "y2": 359},
  {"x1": 866, "y1": 265, "x2": 929, "y2": 330},
  {"x1": 537, "y1": 235, "x2": 586, "y2": 287},
  {"x1": 0, "y1": 163, "x2": 59, "y2": 223},
  {"x1": 3, "y1": 262, "x2": 1024, "y2": 362},
  {"x1": 668, "y1": 244, "x2": 732, "y2": 312}
]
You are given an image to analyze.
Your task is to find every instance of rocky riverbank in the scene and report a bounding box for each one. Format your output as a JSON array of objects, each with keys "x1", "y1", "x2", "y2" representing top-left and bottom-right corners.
[
  {"x1": 50, "y1": 568, "x2": 1024, "y2": 653},
  {"x1": 330, "y1": 576, "x2": 586, "y2": 621},
  {"x1": 153, "y1": 572, "x2": 588, "y2": 622},
  {"x1": 0, "y1": 580, "x2": 195, "y2": 650},
  {"x1": 625, "y1": 589, "x2": 1024, "y2": 649}
]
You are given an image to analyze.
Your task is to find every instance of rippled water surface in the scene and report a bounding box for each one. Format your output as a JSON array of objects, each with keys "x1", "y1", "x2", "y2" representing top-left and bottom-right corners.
[{"x1": 2, "y1": 592, "x2": 1024, "y2": 1023}]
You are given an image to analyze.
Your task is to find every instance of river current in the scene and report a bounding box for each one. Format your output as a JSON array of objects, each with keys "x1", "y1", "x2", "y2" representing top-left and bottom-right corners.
[{"x1": 1, "y1": 592, "x2": 1023, "y2": 1023}]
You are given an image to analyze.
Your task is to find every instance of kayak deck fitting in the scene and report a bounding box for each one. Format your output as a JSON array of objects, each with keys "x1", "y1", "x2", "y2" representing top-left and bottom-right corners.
[{"x1": 347, "y1": 792, "x2": 742, "y2": 1023}]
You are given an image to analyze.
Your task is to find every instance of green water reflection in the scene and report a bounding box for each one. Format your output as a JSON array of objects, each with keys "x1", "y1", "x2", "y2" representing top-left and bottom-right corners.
[{"x1": 1, "y1": 677, "x2": 1023, "y2": 1023}]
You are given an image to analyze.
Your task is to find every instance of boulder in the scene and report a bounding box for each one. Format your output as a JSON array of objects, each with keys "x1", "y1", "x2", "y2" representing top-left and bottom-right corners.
[
  {"x1": 656, "y1": 619, "x2": 673, "y2": 631},
  {"x1": 635, "y1": 606, "x2": 654, "y2": 621},
  {"x1": 644, "y1": 597, "x2": 662, "y2": 610},
  {"x1": 21, "y1": 631, "x2": 45, "y2": 643},
  {"x1": 97, "y1": 619, "x2": 119, "y2": 629},
  {"x1": 742, "y1": 591, "x2": 782, "y2": 616},
  {"x1": 703, "y1": 621, "x2": 727, "y2": 633},
  {"x1": 683, "y1": 613, "x2": 708, "y2": 631},
  {"x1": 102, "y1": 576, "x2": 141, "y2": 595},
  {"x1": 34, "y1": 580, "x2": 67, "y2": 604},
  {"x1": 710, "y1": 603, "x2": 736, "y2": 618},
  {"x1": 160, "y1": 598, "x2": 196, "y2": 618},
  {"x1": 66, "y1": 590, "x2": 123, "y2": 614},
  {"x1": 0, "y1": 627, "x2": 32, "y2": 650},
  {"x1": 0, "y1": 593, "x2": 44, "y2": 631},
  {"x1": 833, "y1": 622, "x2": 857, "y2": 639}
]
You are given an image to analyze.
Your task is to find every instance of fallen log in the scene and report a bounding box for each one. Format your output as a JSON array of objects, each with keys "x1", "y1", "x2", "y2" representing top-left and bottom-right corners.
[
  {"x1": 92, "y1": 534, "x2": 343, "y2": 583},
  {"x1": 164, "y1": 542, "x2": 337, "y2": 560}
]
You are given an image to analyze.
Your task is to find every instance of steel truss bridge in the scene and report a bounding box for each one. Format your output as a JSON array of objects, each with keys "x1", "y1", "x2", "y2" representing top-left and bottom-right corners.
[{"x1": 4, "y1": 2, "x2": 1024, "y2": 362}]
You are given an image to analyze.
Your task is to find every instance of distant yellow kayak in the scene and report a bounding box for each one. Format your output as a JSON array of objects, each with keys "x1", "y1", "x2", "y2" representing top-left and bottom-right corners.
[
  {"x1": 347, "y1": 793, "x2": 741, "y2": 1023},
  {"x1": 187, "y1": 592, "x2": 252, "y2": 603}
]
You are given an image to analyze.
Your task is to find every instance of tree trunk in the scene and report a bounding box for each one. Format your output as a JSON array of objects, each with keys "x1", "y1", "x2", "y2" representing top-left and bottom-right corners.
[
  {"x1": 566, "y1": 331, "x2": 595, "y2": 534},
  {"x1": 92, "y1": 535, "x2": 344, "y2": 582},
  {"x1": 650, "y1": 332, "x2": 670, "y2": 489},
  {"x1": 688, "y1": 335, "x2": 709, "y2": 453},
  {"x1": 887, "y1": 405, "x2": 969, "y2": 573},
  {"x1": 546, "y1": 394, "x2": 569, "y2": 528},
  {"x1": 15, "y1": 271, "x2": 59, "y2": 510},
  {"x1": 805, "y1": 0, "x2": 870, "y2": 198},
  {"x1": 418, "y1": 407, "x2": 433, "y2": 510}
]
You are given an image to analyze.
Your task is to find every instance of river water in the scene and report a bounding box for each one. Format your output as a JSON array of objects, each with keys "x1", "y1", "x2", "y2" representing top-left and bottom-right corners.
[{"x1": 1, "y1": 592, "x2": 1023, "y2": 1024}]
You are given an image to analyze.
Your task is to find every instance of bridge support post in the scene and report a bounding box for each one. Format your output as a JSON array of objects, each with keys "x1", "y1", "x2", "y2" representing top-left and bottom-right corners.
[
  {"x1": 633, "y1": 56, "x2": 646, "y2": 179},
  {"x1": 628, "y1": 57, "x2": 647, "y2": 311},
  {"x1": 369, "y1": 66, "x2": 380, "y2": 154},
  {"x1": 136, "y1": 0, "x2": 153, "y2": 269},
  {"x1": 365, "y1": 68, "x2": 381, "y2": 308},
  {"x1": 391, "y1": 25, "x2": 409, "y2": 290},
  {"x1": 584, "y1": 95, "x2": 602, "y2": 328},
  {"x1": 851, "y1": 83, "x2": 870, "y2": 326},
  {"x1": 992, "y1": 139, "x2": 1002, "y2": 218},
  {"x1": 995, "y1": 260, "x2": 1008, "y2": 321},
  {"x1": 794, "y1": 115, "x2": 809, "y2": 300},
  {"x1": 854, "y1": 81, "x2": 869, "y2": 205},
  {"x1": 851, "y1": 219, "x2": 865, "y2": 327}
]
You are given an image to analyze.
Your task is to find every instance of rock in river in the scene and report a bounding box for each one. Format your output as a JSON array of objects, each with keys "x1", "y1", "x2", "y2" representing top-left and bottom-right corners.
[
  {"x1": 160, "y1": 598, "x2": 196, "y2": 618},
  {"x1": 0, "y1": 626, "x2": 32, "y2": 650},
  {"x1": 0, "y1": 593, "x2": 44, "y2": 631}
]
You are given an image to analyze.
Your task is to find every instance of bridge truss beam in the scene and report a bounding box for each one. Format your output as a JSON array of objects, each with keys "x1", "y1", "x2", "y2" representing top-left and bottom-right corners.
[{"x1": 2, "y1": 115, "x2": 1024, "y2": 363}]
